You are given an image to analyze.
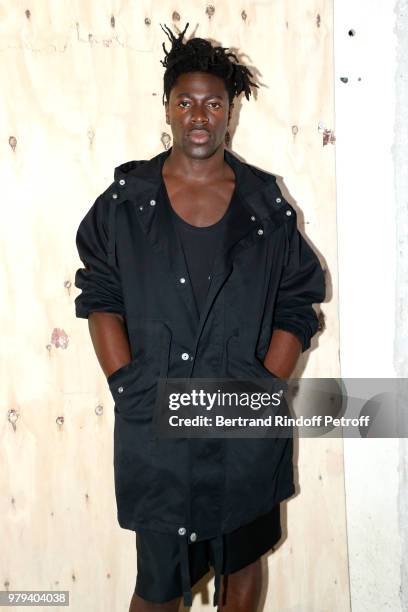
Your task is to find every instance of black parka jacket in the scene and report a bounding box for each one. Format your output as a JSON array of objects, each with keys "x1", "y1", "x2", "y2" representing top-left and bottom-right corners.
[{"x1": 74, "y1": 147, "x2": 325, "y2": 606}]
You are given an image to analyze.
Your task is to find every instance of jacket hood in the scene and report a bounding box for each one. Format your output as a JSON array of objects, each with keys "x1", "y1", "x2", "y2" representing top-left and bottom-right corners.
[
  {"x1": 113, "y1": 147, "x2": 278, "y2": 196},
  {"x1": 114, "y1": 158, "x2": 159, "y2": 181}
]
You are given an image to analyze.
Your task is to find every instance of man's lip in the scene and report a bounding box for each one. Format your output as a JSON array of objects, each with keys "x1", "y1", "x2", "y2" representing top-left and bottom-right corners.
[
  {"x1": 188, "y1": 129, "x2": 211, "y2": 143},
  {"x1": 189, "y1": 129, "x2": 210, "y2": 135}
]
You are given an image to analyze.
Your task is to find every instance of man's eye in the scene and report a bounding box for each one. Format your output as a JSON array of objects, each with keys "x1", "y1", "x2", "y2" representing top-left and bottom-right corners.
[{"x1": 177, "y1": 101, "x2": 221, "y2": 109}]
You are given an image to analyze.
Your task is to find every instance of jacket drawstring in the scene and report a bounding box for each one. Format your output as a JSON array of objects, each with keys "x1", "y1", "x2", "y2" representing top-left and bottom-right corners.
[
  {"x1": 210, "y1": 535, "x2": 224, "y2": 608},
  {"x1": 178, "y1": 534, "x2": 193, "y2": 607},
  {"x1": 178, "y1": 533, "x2": 224, "y2": 608}
]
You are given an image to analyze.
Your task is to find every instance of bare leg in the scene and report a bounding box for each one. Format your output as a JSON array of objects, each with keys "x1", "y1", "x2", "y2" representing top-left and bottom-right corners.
[
  {"x1": 219, "y1": 558, "x2": 262, "y2": 612},
  {"x1": 129, "y1": 591, "x2": 181, "y2": 612}
]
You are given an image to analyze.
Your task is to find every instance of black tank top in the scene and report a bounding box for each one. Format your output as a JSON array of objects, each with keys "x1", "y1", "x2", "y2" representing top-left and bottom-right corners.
[{"x1": 162, "y1": 181, "x2": 236, "y2": 316}]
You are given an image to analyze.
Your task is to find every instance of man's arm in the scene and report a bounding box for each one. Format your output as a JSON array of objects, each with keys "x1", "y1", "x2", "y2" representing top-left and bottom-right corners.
[
  {"x1": 74, "y1": 193, "x2": 131, "y2": 380},
  {"x1": 88, "y1": 312, "x2": 132, "y2": 379},
  {"x1": 261, "y1": 204, "x2": 326, "y2": 379},
  {"x1": 263, "y1": 329, "x2": 302, "y2": 379}
]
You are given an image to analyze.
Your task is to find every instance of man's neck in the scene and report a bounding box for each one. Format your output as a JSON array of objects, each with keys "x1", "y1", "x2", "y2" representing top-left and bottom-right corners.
[{"x1": 163, "y1": 145, "x2": 231, "y2": 184}]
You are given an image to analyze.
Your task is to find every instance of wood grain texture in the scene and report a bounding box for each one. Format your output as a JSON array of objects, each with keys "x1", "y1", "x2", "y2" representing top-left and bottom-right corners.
[{"x1": 1, "y1": 1, "x2": 345, "y2": 610}]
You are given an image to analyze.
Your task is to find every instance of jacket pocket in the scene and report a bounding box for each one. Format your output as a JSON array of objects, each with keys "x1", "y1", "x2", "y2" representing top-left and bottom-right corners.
[
  {"x1": 107, "y1": 318, "x2": 172, "y2": 420},
  {"x1": 108, "y1": 359, "x2": 158, "y2": 421},
  {"x1": 225, "y1": 332, "x2": 289, "y2": 409},
  {"x1": 226, "y1": 333, "x2": 278, "y2": 381}
]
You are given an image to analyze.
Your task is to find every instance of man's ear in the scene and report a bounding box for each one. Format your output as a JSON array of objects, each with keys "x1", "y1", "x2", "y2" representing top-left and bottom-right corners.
[{"x1": 165, "y1": 101, "x2": 170, "y2": 125}]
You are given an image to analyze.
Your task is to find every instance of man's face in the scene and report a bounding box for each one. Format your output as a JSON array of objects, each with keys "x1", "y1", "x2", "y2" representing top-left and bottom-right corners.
[{"x1": 165, "y1": 71, "x2": 232, "y2": 160}]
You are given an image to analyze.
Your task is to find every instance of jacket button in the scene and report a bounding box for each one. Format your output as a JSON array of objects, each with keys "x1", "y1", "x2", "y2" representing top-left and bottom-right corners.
[
  {"x1": 119, "y1": 179, "x2": 126, "y2": 186},
  {"x1": 276, "y1": 197, "x2": 282, "y2": 203},
  {"x1": 257, "y1": 228, "x2": 264, "y2": 236},
  {"x1": 178, "y1": 527, "x2": 186, "y2": 536},
  {"x1": 286, "y1": 210, "x2": 292, "y2": 216},
  {"x1": 150, "y1": 199, "x2": 156, "y2": 206},
  {"x1": 190, "y1": 532, "x2": 197, "y2": 542},
  {"x1": 118, "y1": 386, "x2": 124, "y2": 393},
  {"x1": 112, "y1": 193, "x2": 118, "y2": 199},
  {"x1": 179, "y1": 277, "x2": 186, "y2": 284},
  {"x1": 139, "y1": 205, "x2": 144, "y2": 211},
  {"x1": 181, "y1": 352, "x2": 189, "y2": 360},
  {"x1": 250, "y1": 215, "x2": 256, "y2": 221}
]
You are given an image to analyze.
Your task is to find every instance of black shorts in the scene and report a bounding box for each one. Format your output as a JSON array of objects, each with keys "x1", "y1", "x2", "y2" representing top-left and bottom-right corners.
[{"x1": 134, "y1": 504, "x2": 281, "y2": 606}]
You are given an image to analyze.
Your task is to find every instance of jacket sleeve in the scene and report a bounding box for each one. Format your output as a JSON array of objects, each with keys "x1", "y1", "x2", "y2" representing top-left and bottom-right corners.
[
  {"x1": 74, "y1": 192, "x2": 125, "y2": 319},
  {"x1": 272, "y1": 213, "x2": 326, "y2": 352}
]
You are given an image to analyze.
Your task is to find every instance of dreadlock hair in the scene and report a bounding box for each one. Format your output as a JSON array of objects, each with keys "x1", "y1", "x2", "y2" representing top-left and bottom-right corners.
[{"x1": 159, "y1": 22, "x2": 258, "y2": 106}]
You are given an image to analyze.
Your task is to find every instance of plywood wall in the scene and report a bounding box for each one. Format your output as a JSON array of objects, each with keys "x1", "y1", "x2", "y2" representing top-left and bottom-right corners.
[{"x1": 1, "y1": 1, "x2": 345, "y2": 610}]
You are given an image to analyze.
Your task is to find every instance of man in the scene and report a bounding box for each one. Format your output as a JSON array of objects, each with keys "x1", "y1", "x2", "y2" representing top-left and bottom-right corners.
[{"x1": 74, "y1": 23, "x2": 326, "y2": 612}]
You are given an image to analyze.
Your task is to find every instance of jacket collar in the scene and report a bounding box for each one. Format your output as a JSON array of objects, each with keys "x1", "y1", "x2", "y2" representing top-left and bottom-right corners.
[{"x1": 114, "y1": 146, "x2": 289, "y2": 225}]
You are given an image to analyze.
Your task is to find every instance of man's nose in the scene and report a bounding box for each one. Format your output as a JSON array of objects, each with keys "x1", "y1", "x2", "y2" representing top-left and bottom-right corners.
[{"x1": 190, "y1": 105, "x2": 209, "y2": 125}]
